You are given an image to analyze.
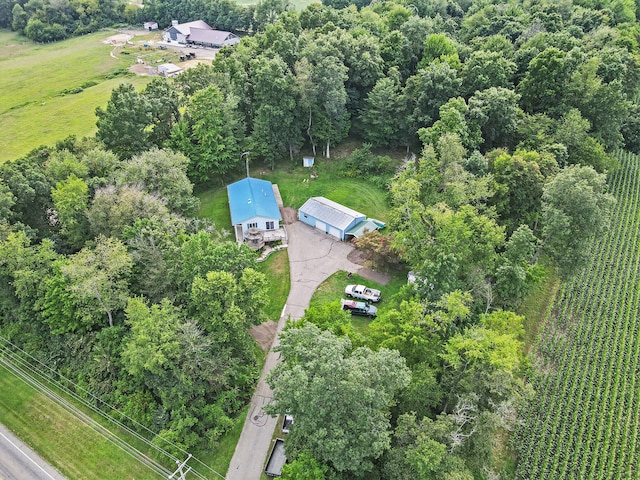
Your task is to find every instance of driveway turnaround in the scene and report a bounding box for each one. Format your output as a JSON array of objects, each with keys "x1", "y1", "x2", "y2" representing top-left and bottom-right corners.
[{"x1": 226, "y1": 221, "x2": 361, "y2": 480}]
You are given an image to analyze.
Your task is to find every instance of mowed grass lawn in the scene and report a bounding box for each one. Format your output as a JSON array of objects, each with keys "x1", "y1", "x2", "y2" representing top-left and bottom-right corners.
[
  {"x1": 0, "y1": 365, "x2": 164, "y2": 480},
  {"x1": 0, "y1": 29, "x2": 152, "y2": 163},
  {"x1": 197, "y1": 144, "x2": 393, "y2": 231}
]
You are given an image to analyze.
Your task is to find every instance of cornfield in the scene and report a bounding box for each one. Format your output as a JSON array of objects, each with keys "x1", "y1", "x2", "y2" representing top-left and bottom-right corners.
[{"x1": 514, "y1": 151, "x2": 640, "y2": 479}]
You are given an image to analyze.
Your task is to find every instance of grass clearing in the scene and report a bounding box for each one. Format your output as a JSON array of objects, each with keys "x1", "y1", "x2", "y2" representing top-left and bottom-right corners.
[
  {"x1": 517, "y1": 258, "x2": 560, "y2": 353},
  {"x1": 0, "y1": 364, "x2": 164, "y2": 480},
  {"x1": 0, "y1": 29, "x2": 152, "y2": 163},
  {"x1": 197, "y1": 185, "x2": 233, "y2": 233},
  {"x1": 196, "y1": 140, "x2": 394, "y2": 229},
  {"x1": 310, "y1": 270, "x2": 407, "y2": 336},
  {"x1": 256, "y1": 249, "x2": 290, "y2": 321}
]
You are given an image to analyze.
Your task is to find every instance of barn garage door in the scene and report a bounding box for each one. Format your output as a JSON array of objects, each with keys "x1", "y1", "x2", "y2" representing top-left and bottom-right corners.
[
  {"x1": 328, "y1": 226, "x2": 341, "y2": 239},
  {"x1": 315, "y1": 221, "x2": 326, "y2": 233}
]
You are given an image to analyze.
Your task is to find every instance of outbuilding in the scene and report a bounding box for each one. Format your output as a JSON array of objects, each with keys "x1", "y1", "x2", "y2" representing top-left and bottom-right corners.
[
  {"x1": 143, "y1": 21, "x2": 158, "y2": 31},
  {"x1": 157, "y1": 63, "x2": 182, "y2": 77},
  {"x1": 298, "y1": 197, "x2": 366, "y2": 241},
  {"x1": 227, "y1": 177, "x2": 283, "y2": 245},
  {"x1": 162, "y1": 20, "x2": 240, "y2": 47}
]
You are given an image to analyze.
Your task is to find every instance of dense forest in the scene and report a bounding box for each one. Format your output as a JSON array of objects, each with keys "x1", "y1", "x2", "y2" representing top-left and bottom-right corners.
[{"x1": 0, "y1": 0, "x2": 638, "y2": 478}]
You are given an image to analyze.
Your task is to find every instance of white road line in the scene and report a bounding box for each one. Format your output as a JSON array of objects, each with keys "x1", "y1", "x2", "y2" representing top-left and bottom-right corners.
[
  {"x1": 280, "y1": 304, "x2": 287, "y2": 318},
  {"x1": 0, "y1": 430, "x2": 57, "y2": 480}
]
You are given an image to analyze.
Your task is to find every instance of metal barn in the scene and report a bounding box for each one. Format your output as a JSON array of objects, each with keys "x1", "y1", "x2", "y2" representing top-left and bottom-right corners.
[{"x1": 298, "y1": 197, "x2": 366, "y2": 240}]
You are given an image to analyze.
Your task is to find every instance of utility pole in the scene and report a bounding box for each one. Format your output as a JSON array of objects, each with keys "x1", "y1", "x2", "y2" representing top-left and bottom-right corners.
[
  {"x1": 168, "y1": 454, "x2": 192, "y2": 480},
  {"x1": 241, "y1": 151, "x2": 251, "y2": 178}
]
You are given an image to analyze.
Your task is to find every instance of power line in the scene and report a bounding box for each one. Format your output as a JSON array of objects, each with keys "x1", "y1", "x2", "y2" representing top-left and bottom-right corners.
[
  {"x1": 0, "y1": 336, "x2": 226, "y2": 479},
  {"x1": 0, "y1": 353, "x2": 170, "y2": 478}
]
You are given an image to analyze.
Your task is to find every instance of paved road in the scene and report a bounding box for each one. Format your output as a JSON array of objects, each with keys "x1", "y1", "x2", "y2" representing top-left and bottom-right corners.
[
  {"x1": 0, "y1": 423, "x2": 66, "y2": 480},
  {"x1": 226, "y1": 221, "x2": 361, "y2": 480}
]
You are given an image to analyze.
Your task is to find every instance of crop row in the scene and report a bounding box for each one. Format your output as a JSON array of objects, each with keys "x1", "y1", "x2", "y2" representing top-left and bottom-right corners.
[{"x1": 514, "y1": 152, "x2": 640, "y2": 479}]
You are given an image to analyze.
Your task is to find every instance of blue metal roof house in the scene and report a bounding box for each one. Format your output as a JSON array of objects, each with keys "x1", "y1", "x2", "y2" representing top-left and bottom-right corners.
[
  {"x1": 298, "y1": 197, "x2": 367, "y2": 241},
  {"x1": 227, "y1": 178, "x2": 282, "y2": 244}
]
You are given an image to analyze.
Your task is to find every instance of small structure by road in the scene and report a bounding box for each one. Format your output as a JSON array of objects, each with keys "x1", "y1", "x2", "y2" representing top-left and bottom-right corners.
[
  {"x1": 157, "y1": 63, "x2": 182, "y2": 77},
  {"x1": 264, "y1": 438, "x2": 286, "y2": 477}
]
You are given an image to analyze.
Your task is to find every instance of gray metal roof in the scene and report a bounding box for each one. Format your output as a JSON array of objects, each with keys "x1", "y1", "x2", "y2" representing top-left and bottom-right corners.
[
  {"x1": 346, "y1": 219, "x2": 380, "y2": 238},
  {"x1": 188, "y1": 28, "x2": 237, "y2": 46},
  {"x1": 299, "y1": 197, "x2": 365, "y2": 231},
  {"x1": 171, "y1": 20, "x2": 211, "y2": 35}
]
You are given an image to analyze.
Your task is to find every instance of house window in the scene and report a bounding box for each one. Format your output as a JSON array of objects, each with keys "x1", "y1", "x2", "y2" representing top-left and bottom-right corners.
[
  {"x1": 266, "y1": 221, "x2": 275, "y2": 230},
  {"x1": 248, "y1": 222, "x2": 258, "y2": 228}
]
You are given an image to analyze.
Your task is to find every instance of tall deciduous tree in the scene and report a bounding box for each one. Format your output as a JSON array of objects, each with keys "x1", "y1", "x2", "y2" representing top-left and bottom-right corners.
[
  {"x1": 518, "y1": 47, "x2": 568, "y2": 117},
  {"x1": 250, "y1": 54, "x2": 302, "y2": 166},
  {"x1": 462, "y1": 50, "x2": 517, "y2": 96},
  {"x1": 88, "y1": 185, "x2": 170, "y2": 239},
  {"x1": 312, "y1": 55, "x2": 350, "y2": 158},
  {"x1": 170, "y1": 85, "x2": 245, "y2": 182},
  {"x1": 467, "y1": 87, "x2": 521, "y2": 151},
  {"x1": 96, "y1": 83, "x2": 152, "y2": 159},
  {"x1": 405, "y1": 62, "x2": 462, "y2": 138},
  {"x1": 265, "y1": 324, "x2": 411, "y2": 475},
  {"x1": 51, "y1": 174, "x2": 90, "y2": 249},
  {"x1": 61, "y1": 235, "x2": 132, "y2": 328},
  {"x1": 359, "y1": 68, "x2": 405, "y2": 148},
  {"x1": 538, "y1": 165, "x2": 616, "y2": 276},
  {"x1": 115, "y1": 148, "x2": 199, "y2": 216},
  {"x1": 143, "y1": 78, "x2": 180, "y2": 149},
  {"x1": 392, "y1": 202, "x2": 505, "y2": 300},
  {"x1": 490, "y1": 150, "x2": 546, "y2": 232}
]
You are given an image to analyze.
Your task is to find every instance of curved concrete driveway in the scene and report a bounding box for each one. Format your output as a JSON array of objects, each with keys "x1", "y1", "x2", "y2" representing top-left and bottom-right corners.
[{"x1": 226, "y1": 221, "x2": 361, "y2": 480}]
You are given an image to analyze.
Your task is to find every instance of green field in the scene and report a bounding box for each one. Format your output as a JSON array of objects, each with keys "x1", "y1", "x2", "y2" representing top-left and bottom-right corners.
[
  {"x1": 514, "y1": 151, "x2": 640, "y2": 478},
  {"x1": 0, "y1": 29, "x2": 153, "y2": 163},
  {"x1": 0, "y1": 364, "x2": 165, "y2": 480}
]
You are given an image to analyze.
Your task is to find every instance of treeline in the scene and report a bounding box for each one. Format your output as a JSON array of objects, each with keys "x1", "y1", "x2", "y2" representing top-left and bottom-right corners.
[
  {"x1": 0, "y1": 140, "x2": 270, "y2": 454},
  {"x1": 0, "y1": 0, "x2": 290, "y2": 42},
  {"x1": 0, "y1": 0, "x2": 638, "y2": 476},
  {"x1": 96, "y1": 0, "x2": 640, "y2": 181},
  {"x1": 0, "y1": 0, "x2": 128, "y2": 42}
]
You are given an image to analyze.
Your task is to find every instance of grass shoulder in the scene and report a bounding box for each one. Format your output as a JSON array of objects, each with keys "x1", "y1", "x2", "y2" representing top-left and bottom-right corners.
[
  {"x1": 256, "y1": 248, "x2": 290, "y2": 321},
  {"x1": 310, "y1": 269, "x2": 407, "y2": 337},
  {"x1": 0, "y1": 364, "x2": 165, "y2": 480},
  {"x1": 517, "y1": 258, "x2": 560, "y2": 354}
]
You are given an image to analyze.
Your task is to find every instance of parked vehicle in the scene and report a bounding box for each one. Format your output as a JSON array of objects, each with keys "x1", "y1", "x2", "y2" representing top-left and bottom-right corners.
[
  {"x1": 265, "y1": 438, "x2": 286, "y2": 477},
  {"x1": 341, "y1": 299, "x2": 377, "y2": 318},
  {"x1": 282, "y1": 414, "x2": 294, "y2": 434},
  {"x1": 344, "y1": 284, "x2": 381, "y2": 302}
]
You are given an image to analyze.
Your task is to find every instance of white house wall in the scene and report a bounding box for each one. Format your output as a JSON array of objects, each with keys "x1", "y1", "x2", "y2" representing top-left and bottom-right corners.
[{"x1": 239, "y1": 216, "x2": 280, "y2": 234}]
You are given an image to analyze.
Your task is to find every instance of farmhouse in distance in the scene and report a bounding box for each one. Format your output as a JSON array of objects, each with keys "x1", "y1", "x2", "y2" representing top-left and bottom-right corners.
[{"x1": 162, "y1": 20, "x2": 241, "y2": 48}]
